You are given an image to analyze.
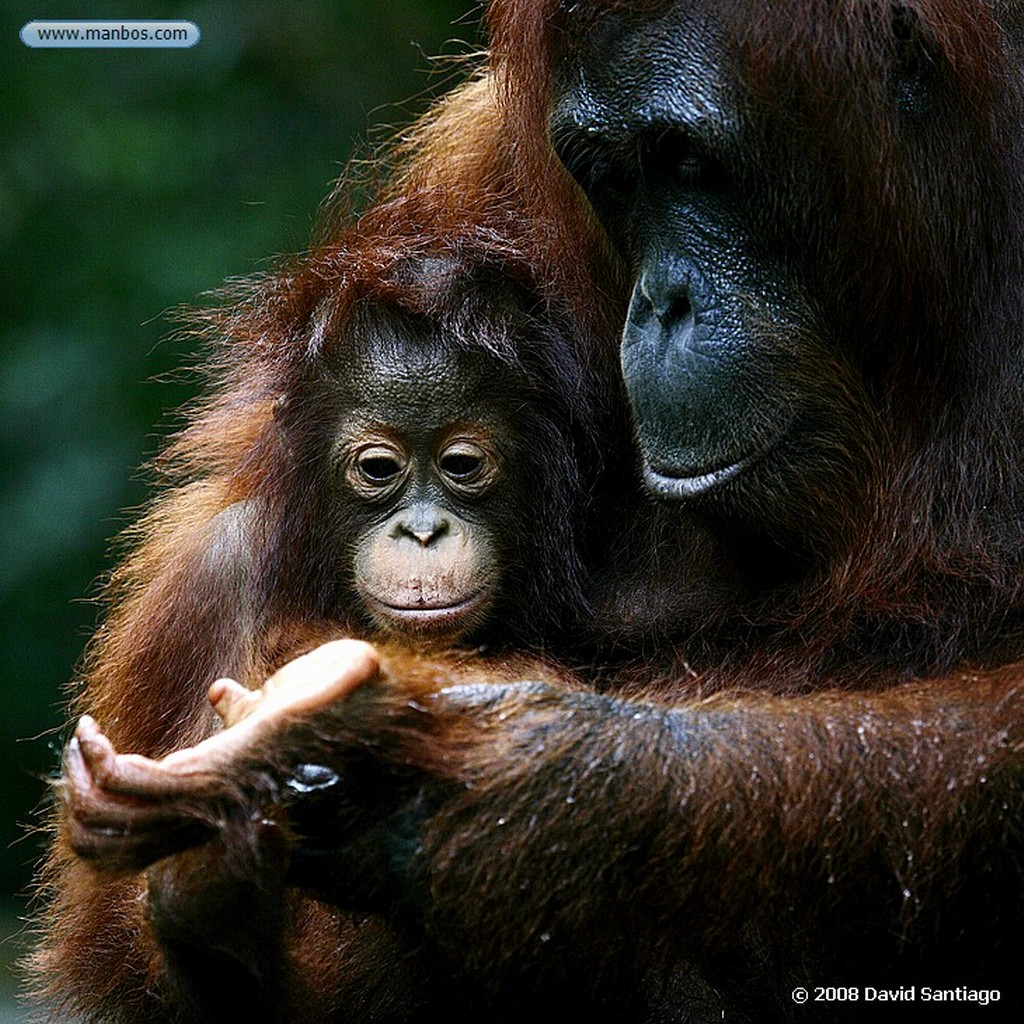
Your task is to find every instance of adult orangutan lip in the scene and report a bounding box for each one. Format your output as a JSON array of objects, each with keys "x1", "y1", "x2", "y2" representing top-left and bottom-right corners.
[{"x1": 642, "y1": 456, "x2": 753, "y2": 500}]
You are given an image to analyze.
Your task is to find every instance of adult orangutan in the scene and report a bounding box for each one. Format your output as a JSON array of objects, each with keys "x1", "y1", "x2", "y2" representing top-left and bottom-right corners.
[{"x1": 36, "y1": 2, "x2": 1024, "y2": 1022}]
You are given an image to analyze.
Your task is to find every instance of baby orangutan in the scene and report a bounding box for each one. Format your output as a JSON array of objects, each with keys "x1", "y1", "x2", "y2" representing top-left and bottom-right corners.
[
  {"x1": 270, "y1": 295, "x2": 594, "y2": 649},
  {"x1": 40, "y1": 245, "x2": 610, "y2": 1021}
]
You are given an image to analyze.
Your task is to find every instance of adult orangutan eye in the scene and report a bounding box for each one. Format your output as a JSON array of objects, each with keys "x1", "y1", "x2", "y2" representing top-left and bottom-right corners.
[{"x1": 639, "y1": 130, "x2": 714, "y2": 186}]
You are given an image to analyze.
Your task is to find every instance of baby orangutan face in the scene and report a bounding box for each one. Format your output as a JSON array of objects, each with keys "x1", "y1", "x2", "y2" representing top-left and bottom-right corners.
[{"x1": 326, "y1": 326, "x2": 524, "y2": 644}]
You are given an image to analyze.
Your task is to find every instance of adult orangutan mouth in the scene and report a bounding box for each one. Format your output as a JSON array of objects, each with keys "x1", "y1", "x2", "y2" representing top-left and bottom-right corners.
[{"x1": 642, "y1": 455, "x2": 754, "y2": 500}]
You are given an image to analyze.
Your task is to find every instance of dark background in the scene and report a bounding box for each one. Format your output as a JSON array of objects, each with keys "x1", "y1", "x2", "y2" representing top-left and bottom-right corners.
[{"x1": 0, "y1": 1, "x2": 478, "y2": 1012}]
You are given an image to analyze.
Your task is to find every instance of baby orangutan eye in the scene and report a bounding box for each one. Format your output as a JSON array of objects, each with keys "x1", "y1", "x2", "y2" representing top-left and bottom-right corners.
[
  {"x1": 348, "y1": 444, "x2": 407, "y2": 494},
  {"x1": 438, "y1": 440, "x2": 498, "y2": 493}
]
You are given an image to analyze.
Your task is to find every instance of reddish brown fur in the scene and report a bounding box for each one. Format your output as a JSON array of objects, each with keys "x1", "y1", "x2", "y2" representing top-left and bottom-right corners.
[
  {"x1": 27, "y1": 68, "x2": 622, "y2": 1020},
  {"x1": 29, "y1": 1, "x2": 1024, "y2": 1021},
  {"x1": 492, "y1": 0, "x2": 1024, "y2": 689}
]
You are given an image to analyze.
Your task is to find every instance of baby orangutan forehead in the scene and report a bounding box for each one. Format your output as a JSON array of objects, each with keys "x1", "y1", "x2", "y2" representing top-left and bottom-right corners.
[{"x1": 342, "y1": 326, "x2": 500, "y2": 426}]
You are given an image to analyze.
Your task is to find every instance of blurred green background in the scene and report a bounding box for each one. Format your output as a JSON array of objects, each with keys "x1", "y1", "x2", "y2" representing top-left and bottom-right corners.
[{"x1": 0, "y1": 1, "x2": 478, "y2": 1013}]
